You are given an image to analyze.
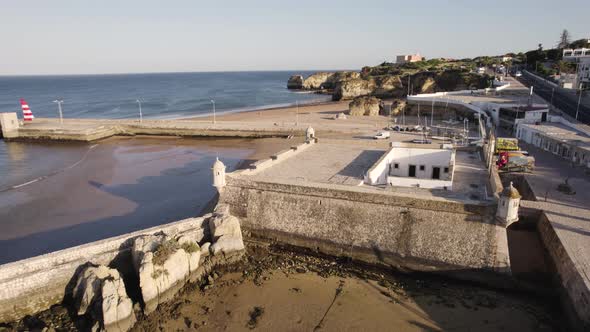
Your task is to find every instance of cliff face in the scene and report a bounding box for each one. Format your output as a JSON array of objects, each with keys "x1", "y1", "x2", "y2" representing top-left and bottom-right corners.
[
  {"x1": 290, "y1": 62, "x2": 491, "y2": 101},
  {"x1": 296, "y1": 71, "x2": 361, "y2": 90},
  {"x1": 348, "y1": 96, "x2": 381, "y2": 116},
  {"x1": 302, "y1": 72, "x2": 334, "y2": 89}
]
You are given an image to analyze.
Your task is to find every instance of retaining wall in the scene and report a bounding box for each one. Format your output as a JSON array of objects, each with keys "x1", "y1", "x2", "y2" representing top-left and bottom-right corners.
[
  {"x1": 0, "y1": 216, "x2": 209, "y2": 323},
  {"x1": 537, "y1": 213, "x2": 590, "y2": 331},
  {"x1": 220, "y1": 176, "x2": 511, "y2": 286}
]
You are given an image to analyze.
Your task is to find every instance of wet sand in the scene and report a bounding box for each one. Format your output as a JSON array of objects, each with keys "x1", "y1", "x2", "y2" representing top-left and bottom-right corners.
[
  {"x1": 129, "y1": 244, "x2": 560, "y2": 332},
  {"x1": 0, "y1": 136, "x2": 300, "y2": 264},
  {"x1": 5, "y1": 244, "x2": 561, "y2": 331}
]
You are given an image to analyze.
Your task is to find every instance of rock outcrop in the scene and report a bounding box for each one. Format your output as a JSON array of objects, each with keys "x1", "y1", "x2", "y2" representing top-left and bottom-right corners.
[
  {"x1": 302, "y1": 72, "x2": 334, "y2": 90},
  {"x1": 290, "y1": 62, "x2": 491, "y2": 101},
  {"x1": 348, "y1": 96, "x2": 381, "y2": 116},
  {"x1": 72, "y1": 265, "x2": 135, "y2": 331},
  {"x1": 299, "y1": 71, "x2": 361, "y2": 90},
  {"x1": 334, "y1": 79, "x2": 376, "y2": 101},
  {"x1": 131, "y1": 204, "x2": 244, "y2": 314},
  {"x1": 209, "y1": 204, "x2": 245, "y2": 255},
  {"x1": 287, "y1": 75, "x2": 303, "y2": 89},
  {"x1": 131, "y1": 233, "x2": 201, "y2": 313},
  {"x1": 390, "y1": 100, "x2": 407, "y2": 116}
]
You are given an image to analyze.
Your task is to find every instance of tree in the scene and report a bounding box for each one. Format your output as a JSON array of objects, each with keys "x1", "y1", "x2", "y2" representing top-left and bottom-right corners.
[
  {"x1": 555, "y1": 61, "x2": 576, "y2": 74},
  {"x1": 557, "y1": 29, "x2": 571, "y2": 49}
]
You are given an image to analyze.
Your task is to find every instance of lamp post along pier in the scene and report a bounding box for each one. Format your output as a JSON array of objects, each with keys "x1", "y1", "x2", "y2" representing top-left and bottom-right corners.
[
  {"x1": 136, "y1": 99, "x2": 143, "y2": 123},
  {"x1": 53, "y1": 99, "x2": 64, "y2": 125}
]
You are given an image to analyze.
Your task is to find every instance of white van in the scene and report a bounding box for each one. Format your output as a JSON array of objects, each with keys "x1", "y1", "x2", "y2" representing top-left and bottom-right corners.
[{"x1": 373, "y1": 131, "x2": 390, "y2": 139}]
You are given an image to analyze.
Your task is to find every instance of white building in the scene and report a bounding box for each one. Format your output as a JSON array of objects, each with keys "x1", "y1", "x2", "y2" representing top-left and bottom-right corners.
[
  {"x1": 562, "y1": 48, "x2": 590, "y2": 89},
  {"x1": 515, "y1": 117, "x2": 590, "y2": 169},
  {"x1": 475, "y1": 102, "x2": 549, "y2": 130},
  {"x1": 396, "y1": 53, "x2": 424, "y2": 64},
  {"x1": 365, "y1": 142, "x2": 455, "y2": 189}
]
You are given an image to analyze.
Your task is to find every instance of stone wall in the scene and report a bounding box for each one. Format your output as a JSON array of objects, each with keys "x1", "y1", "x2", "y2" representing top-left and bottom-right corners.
[
  {"x1": 537, "y1": 213, "x2": 590, "y2": 331},
  {"x1": 0, "y1": 113, "x2": 19, "y2": 138},
  {"x1": 220, "y1": 176, "x2": 511, "y2": 286},
  {"x1": 0, "y1": 210, "x2": 244, "y2": 324}
]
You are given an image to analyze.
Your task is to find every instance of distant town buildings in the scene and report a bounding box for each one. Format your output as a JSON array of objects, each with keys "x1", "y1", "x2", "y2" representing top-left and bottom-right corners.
[
  {"x1": 562, "y1": 48, "x2": 590, "y2": 89},
  {"x1": 396, "y1": 53, "x2": 424, "y2": 64},
  {"x1": 494, "y1": 55, "x2": 513, "y2": 62}
]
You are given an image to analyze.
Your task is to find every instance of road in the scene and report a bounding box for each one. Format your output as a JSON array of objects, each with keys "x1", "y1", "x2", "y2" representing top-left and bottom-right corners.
[{"x1": 517, "y1": 72, "x2": 590, "y2": 124}]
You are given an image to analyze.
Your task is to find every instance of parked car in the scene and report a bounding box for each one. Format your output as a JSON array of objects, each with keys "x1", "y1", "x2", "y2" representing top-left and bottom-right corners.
[
  {"x1": 515, "y1": 71, "x2": 522, "y2": 77},
  {"x1": 373, "y1": 131, "x2": 390, "y2": 139}
]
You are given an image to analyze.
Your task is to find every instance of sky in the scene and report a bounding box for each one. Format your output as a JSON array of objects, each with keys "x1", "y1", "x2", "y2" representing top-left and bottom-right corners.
[{"x1": 1, "y1": 0, "x2": 589, "y2": 75}]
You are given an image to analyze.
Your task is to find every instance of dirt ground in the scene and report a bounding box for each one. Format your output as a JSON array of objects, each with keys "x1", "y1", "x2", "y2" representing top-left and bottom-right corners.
[
  {"x1": 129, "y1": 244, "x2": 561, "y2": 332},
  {"x1": 2, "y1": 243, "x2": 563, "y2": 332}
]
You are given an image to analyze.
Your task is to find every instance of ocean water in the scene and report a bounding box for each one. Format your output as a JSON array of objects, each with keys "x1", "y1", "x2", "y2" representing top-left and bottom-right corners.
[
  {"x1": 0, "y1": 71, "x2": 329, "y2": 262},
  {"x1": 0, "y1": 71, "x2": 329, "y2": 190},
  {"x1": 0, "y1": 71, "x2": 327, "y2": 120}
]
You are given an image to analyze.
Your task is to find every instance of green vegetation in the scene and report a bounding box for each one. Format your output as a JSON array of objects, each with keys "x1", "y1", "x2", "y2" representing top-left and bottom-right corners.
[
  {"x1": 151, "y1": 268, "x2": 169, "y2": 279},
  {"x1": 361, "y1": 58, "x2": 477, "y2": 78},
  {"x1": 152, "y1": 239, "x2": 180, "y2": 266},
  {"x1": 180, "y1": 241, "x2": 200, "y2": 254}
]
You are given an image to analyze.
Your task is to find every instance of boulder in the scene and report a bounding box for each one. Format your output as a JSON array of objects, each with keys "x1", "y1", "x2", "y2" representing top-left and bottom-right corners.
[
  {"x1": 72, "y1": 265, "x2": 135, "y2": 331},
  {"x1": 132, "y1": 233, "x2": 201, "y2": 313},
  {"x1": 348, "y1": 96, "x2": 381, "y2": 116},
  {"x1": 373, "y1": 75, "x2": 405, "y2": 98},
  {"x1": 209, "y1": 204, "x2": 245, "y2": 256},
  {"x1": 287, "y1": 75, "x2": 303, "y2": 89},
  {"x1": 323, "y1": 71, "x2": 361, "y2": 89},
  {"x1": 333, "y1": 78, "x2": 375, "y2": 100},
  {"x1": 390, "y1": 100, "x2": 407, "y2": 116},
  {"x1": 302, "y1": 72, "x2": 335, "y2": 90},
  {"x1": 200, "y1": 242, "x2": 211, "y2": 257}
]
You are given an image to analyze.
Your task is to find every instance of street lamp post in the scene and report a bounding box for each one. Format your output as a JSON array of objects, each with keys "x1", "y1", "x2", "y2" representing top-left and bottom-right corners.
[
  {"x1": 210, "y1": 99, "x2": 216, "y2": 124},
  {"x1": 53, "y1": 99, "x2": 64, "y2": 125},
  {"x1": 296, "y1": 100, "x2": 299, "y2": 126},
  {"x1": 431, "y1": 99, "x2": 435, "y2": 127},
  {"x1": 136, "y1": 99, "x2": 143, "y2": 123},
  {"x1": 576, "y1": 84, "x2": 583, "y2": 120}
]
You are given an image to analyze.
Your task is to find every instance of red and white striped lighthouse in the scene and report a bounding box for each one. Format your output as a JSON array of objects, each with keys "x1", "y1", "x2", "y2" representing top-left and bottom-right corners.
[{"x1": 20, "y1": 98, "x2": 35, "y2": 122}]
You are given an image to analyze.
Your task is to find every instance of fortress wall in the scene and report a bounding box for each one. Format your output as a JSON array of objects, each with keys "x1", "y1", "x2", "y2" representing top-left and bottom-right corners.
[
  {"x1": 0, "y1": 216, "x2": 209, "y2": 323},
  {"x1": 537, "y1": 213, "x2": 590, "y2": 330},
  {"x1": 220, "y1": 177, "x2": 511, "y2": 285}
]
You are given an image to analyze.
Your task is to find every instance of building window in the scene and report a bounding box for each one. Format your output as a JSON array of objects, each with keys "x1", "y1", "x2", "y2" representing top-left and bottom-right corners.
[
  {"x1": 419, "y1": 165, "x2": 425, "y2": 171},
  {"x1": 444, "y1": 167, "x2": 449, "y2": 173},
  {"x1": 394, "y1": 163, "x2": 399, "y2": 169}
]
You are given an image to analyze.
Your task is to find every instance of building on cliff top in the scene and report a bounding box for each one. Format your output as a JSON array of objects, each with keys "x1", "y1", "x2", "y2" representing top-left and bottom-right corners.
[{"x1": 396, "y1": 53, "x2": 424, "y2": 64}]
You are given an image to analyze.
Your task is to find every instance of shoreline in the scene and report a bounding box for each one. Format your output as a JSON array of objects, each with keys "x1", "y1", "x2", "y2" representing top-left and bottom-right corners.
[{"x1": 181, "y1": 96, "x2": 335, "y2": 121}]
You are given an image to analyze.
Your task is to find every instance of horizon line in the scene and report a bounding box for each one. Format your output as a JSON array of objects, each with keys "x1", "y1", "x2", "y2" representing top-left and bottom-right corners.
[{"x1": 0, "y1": 68, "x2": 360, "y2": 78}]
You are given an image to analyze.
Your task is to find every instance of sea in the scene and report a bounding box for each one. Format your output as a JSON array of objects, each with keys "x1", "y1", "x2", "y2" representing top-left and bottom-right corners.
[
  {"x1": 0, "y1": 71, "x2": 328, "y2": 190},
  {"x1": 0, "y1": 71, "x2": 330, "y2": 263}
]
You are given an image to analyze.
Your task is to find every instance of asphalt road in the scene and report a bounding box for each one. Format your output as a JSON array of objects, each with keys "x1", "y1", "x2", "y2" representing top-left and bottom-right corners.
[{"x1": 516, "y1": 73, "x2": 590, "y2": 125}]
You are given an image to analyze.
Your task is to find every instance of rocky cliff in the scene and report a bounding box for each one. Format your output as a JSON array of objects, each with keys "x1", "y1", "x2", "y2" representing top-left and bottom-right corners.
[
  {"x1": 288, "y1": 60, "x2": 491, "y2": 101},
  {"x1": 348, "y1": 96, "x2": 381, "y2": 116}
]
